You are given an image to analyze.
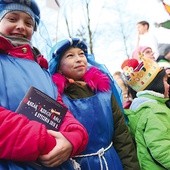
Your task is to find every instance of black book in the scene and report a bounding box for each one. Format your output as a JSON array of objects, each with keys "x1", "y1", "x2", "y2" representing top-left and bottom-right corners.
[{"x1": 16, "y1": 86, "x2": 68, "y2": 131}]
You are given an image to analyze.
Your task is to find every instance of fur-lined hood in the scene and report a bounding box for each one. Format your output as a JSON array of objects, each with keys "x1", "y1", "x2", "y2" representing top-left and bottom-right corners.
[{"x1": 52, "y1": 66, "x2": 111, "y2": 94}]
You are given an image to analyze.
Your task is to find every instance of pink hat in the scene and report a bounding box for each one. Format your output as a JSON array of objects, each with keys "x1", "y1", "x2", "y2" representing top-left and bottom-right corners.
[{"x1": 132, "y1": 46, "x2": 152, "y2": 60}]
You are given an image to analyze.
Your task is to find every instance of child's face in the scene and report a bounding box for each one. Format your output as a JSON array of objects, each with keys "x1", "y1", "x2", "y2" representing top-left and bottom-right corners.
[
  {"x1": 59, "y1": 47, "x2": 88, "y2": 81},
  {"x1": 0, "y1": 11, "x2": 34, "y2": 40},
  {"x1": 163, "y1": 74, "x2": 170, "y2": 98}
]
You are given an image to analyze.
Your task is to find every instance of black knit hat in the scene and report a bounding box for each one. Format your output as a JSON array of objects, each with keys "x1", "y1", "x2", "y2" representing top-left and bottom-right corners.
[{"x1": 145, "y1": 69, "x2": 166, "y2": 94}]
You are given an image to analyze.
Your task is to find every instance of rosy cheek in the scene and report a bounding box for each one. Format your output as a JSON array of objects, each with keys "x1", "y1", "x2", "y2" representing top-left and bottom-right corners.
[{"x1": 1, "y1": 28, "x2": 8, "y2": 34}]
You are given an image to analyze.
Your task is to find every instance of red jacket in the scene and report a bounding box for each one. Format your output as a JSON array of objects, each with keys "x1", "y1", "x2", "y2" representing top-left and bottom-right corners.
[
  {"x1": 0, "y1": 36, "x2": 88, "y2": 161},
  {"x1": 0, "y1": 105, "x2": 88, "y2": 161}
]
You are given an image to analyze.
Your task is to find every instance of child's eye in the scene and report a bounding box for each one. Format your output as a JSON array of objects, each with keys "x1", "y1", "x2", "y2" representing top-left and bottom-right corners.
[
  {"x1": 25, "y1": 21, "x2": 34, "y2": 28},
  {"x1": 80, "y1": 52, "x2": 85, "y2": 55},
  {"x1": 6, "y1": 17, "x2": 17, "y2": 22},
  {"x1": 66, "y1": 54, "x2": 73, "y2": 58}
]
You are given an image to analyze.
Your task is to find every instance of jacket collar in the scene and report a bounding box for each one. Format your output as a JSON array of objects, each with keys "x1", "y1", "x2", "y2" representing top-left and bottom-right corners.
[{"x1": 0, "y1": 35, "x2": 35, "y2": 61}]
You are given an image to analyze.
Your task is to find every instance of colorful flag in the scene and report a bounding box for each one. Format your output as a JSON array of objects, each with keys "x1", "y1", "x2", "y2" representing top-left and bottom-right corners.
[{"x1": 163, "y1": 1, "x2": 170, "y2": 14}]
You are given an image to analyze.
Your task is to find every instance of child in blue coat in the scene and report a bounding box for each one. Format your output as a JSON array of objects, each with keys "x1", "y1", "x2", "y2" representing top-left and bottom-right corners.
[{"x1": 49, "y1": 38, "x2": 140, "y2": 170}]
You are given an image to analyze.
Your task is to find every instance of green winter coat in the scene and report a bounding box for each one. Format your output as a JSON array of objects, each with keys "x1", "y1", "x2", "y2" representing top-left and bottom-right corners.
[{"x1": 125, "y1": 90, "x2": 170, "y2": 170}]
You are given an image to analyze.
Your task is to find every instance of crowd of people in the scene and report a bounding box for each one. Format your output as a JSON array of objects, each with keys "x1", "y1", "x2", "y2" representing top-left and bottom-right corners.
[
  {"x1": 113, "y1": 20, "x2": 170, "y2": 170},
  {"x1": 120, "y1": 55, "x2": 170, "y2": 170},
  {"x1": 0, "y1": 0, "x2": 169, "y2": 170}
]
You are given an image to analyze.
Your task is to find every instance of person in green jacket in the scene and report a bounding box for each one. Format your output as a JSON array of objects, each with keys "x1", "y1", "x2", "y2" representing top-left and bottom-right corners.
[{"x1": 121, "y1": 56, "x2": 170, "y2": 170}]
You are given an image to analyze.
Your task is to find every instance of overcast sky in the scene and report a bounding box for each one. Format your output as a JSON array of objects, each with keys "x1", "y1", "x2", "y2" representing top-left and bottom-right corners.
[{"x1": 35, "y1": 0, "x2": 170, "y2": 73}]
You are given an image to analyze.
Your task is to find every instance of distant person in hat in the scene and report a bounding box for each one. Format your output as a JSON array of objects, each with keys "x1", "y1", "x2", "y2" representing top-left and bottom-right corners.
[
  {"x1": 0, "y1": 1, "x2": 88, "y2": 169},
  {"x1": 48, "y1": 37, "x2": 140, "y2": 170},
  {"x1": 132, "y1": 46, "x2": 156, "y2": 61},
  {"x1": 121, "y1": 56, "x2": 170, "y2": 170},
  {"x1": 113, "y1": 71, "x2": 133, "y2": 109}
]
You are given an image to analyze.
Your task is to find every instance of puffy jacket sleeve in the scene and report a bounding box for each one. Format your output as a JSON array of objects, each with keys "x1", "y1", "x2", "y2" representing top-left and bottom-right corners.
[
  {"x1": 0, "y1": 106, "x2": 56, "y2": 161},
  {"x1": 57, "y1": 94, "x2": 88, "y2": 157},
  {"x1": 111, "y1": 95, "x2": 140, "y2": 170},
  {"x1": 144, "y1": 104, "x2": 170, "y2": 169}
]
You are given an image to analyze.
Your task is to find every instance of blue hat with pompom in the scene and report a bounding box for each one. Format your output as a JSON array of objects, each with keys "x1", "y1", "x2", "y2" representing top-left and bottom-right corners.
[
  {"x1": 0, "y1": 0, "x2": 40, "y2": 31},
  {"x1": 49, "y1": 37, "x2": 124, "y2": 110}
]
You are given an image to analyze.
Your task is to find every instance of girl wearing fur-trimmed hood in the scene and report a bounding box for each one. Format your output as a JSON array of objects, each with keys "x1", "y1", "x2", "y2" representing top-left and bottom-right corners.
[{"x1": 49, "y1": 38, "x2": 140, "y2": 170}]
